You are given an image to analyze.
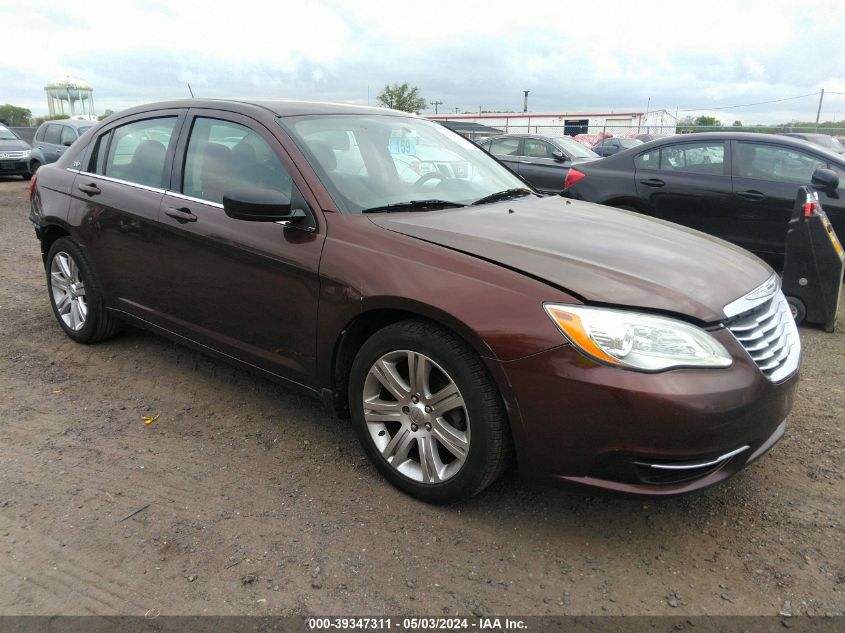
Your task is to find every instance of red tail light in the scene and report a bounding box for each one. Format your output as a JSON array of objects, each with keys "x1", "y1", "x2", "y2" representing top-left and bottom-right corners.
[
  {"x1": 28, "y1": 173, "x2": 37, "y2": 200},
  {"x1": 564, "y1": 168, "x2": 586, "y2": 190}
]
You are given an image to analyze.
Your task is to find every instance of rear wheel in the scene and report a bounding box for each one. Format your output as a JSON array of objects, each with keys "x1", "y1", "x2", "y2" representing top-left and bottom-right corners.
[
  {"x1": 348, "y1": 320, "x2": 511, "y2": 504},
  {"x1": 46, "y1": 237, "x2": 121, "y2": 343}
]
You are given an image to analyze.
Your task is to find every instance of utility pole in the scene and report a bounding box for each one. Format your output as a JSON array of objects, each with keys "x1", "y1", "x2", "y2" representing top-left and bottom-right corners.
[
  {"x1": 523, "y1": 91, "x2": 530, "y2": 113},
  {"x1": 815, "y1": 89, "x2": 825, "y2": 130},
  {"x1": 430, "y1": 100, "x2": 443, "y2": 114},
  {"x1": 454, "y1": 107, "x2": 460, "y2": 114}
]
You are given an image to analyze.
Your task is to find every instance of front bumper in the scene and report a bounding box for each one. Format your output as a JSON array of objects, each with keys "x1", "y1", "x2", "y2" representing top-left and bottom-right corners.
[
  {"x1": 0, "y1": 158, "x2": 30, "y2": 175},
  {"x1": 500, "y1": 329, "x2": 798, "y2": 496}
]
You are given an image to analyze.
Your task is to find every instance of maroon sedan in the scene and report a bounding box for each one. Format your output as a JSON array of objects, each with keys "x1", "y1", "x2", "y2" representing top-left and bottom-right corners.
[{"x1": 28, "y1": 99, "x2": 800, "y2": 503}]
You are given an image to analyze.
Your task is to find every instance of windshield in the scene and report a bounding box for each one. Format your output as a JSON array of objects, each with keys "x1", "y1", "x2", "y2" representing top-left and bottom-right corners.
[
  {"x1": 0, "y1": 125, "x2": 19, "y2": 141},
  {"x1": 551, "y1": 137, "x2": 598, "y2": 158},
  {"x1": 278, "y1": 114, "x2": 527, "y2": 213},
  {"x1": 78, "y1": 126, "x2": 92, "y2": 136}
]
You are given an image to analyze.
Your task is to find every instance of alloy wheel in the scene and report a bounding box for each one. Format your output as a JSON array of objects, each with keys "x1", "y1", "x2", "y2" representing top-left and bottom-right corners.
[
  {"x1": 362, "y1": 350, "x2": 470, "y2": 484},
  {"x1": 50, "y1": 251, "x2": 87, "y2": 331}
]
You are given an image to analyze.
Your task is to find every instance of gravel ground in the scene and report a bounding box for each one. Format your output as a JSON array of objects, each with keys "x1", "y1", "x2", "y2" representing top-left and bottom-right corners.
[{"x1": 0, "y1": 177, "x2": 843, "y2": 617}]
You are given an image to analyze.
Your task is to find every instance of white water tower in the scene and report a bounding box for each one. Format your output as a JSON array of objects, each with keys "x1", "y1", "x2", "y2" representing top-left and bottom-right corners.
[{"x1": 45, "y1": 77, "x2": 96, "y2": 119}]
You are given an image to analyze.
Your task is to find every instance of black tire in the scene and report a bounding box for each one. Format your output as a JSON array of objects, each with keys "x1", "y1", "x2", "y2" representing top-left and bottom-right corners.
[
  {"x1": 22, "y1": 173, "x2": 32, "y2": 181},
  {"x1": 29, "y1": 160, "x2": 40, "y2": 176},
  {"x1": 786, "y1": 296, "x2": 806, "y2": 325},
  {"x1": 348, "y1": 320, "x2": 511, "y2": 504},
  {"x1": 45, "y1": 237, "x2": 121, "y2": 344}
]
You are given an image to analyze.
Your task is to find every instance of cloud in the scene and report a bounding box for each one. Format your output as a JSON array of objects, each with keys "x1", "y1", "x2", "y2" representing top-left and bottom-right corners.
[{"x1": 3, "y1": 0, "x2": 844, "y2": 123}]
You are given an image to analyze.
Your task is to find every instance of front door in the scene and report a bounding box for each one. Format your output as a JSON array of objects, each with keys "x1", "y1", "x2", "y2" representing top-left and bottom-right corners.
[
  {"x1": 518, "y1": 137, "x2": 568, "y2": 192},
  {"x1": 154, "y1": 111, "x2": 325, "y2": 386},
  {"x1": 730, "y1": 140, "x2": 836, "y2": 261}
]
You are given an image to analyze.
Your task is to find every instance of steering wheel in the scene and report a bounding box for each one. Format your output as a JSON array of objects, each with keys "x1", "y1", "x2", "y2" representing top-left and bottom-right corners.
[{"x1": 412, "y1": 171, "x2": 445, "y2": 191}]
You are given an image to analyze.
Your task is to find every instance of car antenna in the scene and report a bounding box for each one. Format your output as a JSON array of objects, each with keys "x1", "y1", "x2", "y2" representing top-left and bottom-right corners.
[{"x1": 187, "y1": 82, "x2": 195, "y2": 98}]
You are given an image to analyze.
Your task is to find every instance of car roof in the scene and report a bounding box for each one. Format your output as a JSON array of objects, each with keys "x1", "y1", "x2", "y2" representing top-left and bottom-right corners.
[
  {"x1": 111, "y1": 98, "x2": 413, "y2": 120},
  {"x1": 633, "y1": 131, "x2": 845, "y2": 162},
  {"x1": 40, "y1": 119, "x2": 95, "y2": 128}
]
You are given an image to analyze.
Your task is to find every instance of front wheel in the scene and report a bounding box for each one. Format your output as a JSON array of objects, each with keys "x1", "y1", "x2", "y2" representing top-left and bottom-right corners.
[
  {"x1": 46, "y1": 237, "x2": 121, "y2": 343},
  {"x1": 348, "y1": 320, "x2": 511, "y2": 504}
]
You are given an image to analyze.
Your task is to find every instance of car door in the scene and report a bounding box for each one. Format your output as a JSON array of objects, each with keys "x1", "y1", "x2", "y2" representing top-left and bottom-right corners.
[
  {"x1": 633, "y1": 140, "x2": 735, "y2": 240},
  {"x1": 486, "y1": 137, "x2": 522, "y2": 173},
  {"x1": 67, "y1": 110, "x2": 186, "y2": 314},
  {"x1": 518, "y1": 138, "x2": 569, "y2": 192},
  {"x1": 154, "y1": 110, "x2": 324, "y2": 386},
  {"x1": 730, "y1": 140, "x2": 831, "y2": 260}
]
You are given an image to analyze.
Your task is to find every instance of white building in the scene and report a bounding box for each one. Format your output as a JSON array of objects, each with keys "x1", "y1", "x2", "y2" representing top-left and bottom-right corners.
[{"x1": 428, "y1": 109, "x2": 676, "y2": 137}]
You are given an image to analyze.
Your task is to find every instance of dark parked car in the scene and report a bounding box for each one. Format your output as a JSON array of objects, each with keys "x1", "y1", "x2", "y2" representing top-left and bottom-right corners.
[
  {"x1": 29, "y1": 118, "x2": 95, "y2": 175},
  {"x1": 0, "y1": 123, "x2": 33, "y2": 179},
  {"x1": 30, "y1": 100, "x2": 799, "y2": 503},
  {"x1": 479, "y1": 133, "x2": 599, "y2": 193},
  {"x1": 592, "y1": 137, "x2": 643, "y2": 157},
  {"x1": 564, "y1": 132, "x2": 845, "y2": 267},
  {"x1": 779, "y1": 132, "x2": 845, "y2": 154}
]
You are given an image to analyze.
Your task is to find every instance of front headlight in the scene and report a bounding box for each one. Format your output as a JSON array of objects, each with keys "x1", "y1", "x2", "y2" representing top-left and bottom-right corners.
[
  {"x1": 544, "y1": 304, "x2": 732, "y2": 371},
  {"x1": 22, "y1": 150, "x2": 31, "y2": 159}
]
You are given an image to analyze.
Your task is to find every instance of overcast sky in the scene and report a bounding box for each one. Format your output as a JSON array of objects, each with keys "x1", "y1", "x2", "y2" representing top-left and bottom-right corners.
[{"x1": 4, "y1": 0, "x2": 844, "y2": 124}]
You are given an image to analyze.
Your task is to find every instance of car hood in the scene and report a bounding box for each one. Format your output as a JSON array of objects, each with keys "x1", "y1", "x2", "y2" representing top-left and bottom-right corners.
[
  {"x1": 0, "y1": 138, "x2": 30, "y2": 151},
  {"x1": 368, "y1": 196, "x2": 772, "y2": 323}
]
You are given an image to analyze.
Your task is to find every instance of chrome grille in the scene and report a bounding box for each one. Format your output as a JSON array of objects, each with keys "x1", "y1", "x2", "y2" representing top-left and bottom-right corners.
[
  {"x1": 725, "y1": 290, "x2": 800, "y2": 382},
  {"x1": 0, "y1": 151, "x2": 26, "y2": 159}
]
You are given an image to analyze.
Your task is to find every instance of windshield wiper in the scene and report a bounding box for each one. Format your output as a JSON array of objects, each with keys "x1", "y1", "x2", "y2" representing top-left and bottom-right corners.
[
  {"x1": 362, "y1": 199, "x2": 466, "y2": 214},
  {"x1": 471, "y1": 188, "x2": 534, "y2": 206}
]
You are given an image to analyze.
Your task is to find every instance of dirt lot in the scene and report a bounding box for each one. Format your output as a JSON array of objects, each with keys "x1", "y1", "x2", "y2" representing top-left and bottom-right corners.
[{"x1": 0, "y1": 177, "x2": 843, "y2": 617}]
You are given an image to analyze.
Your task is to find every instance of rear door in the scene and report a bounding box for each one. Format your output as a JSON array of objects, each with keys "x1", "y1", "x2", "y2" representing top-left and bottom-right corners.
[
  {"x1": 154, "y1": 109, "x2": 324, "y2": 385},
  {"x1": 730, "y1": 140, "x2": 831, "y2": 259},
  {"x1": 67, "y1": 110, "x2": 185, "y2": 313},
  {"x1": 518, "y1": 138, "x2": 568, "y2": 192},
  {"x1": 633, "y1": 140, "x2": 735, "y2": 239}
]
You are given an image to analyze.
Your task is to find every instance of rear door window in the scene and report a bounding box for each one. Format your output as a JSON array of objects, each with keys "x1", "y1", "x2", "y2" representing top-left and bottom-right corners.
[
  {"x1": 634, "y1": 148, "x2": 660, "y2": 169},
  {"x1": 104, "y1": 117, "x2": 177, "y2": 188},
  {"x1": 660, "y1": 142, "x2": 726, "y2": 175},
  {"x1": 489, "y1": 138, "x2": 521, "y2": 156}
]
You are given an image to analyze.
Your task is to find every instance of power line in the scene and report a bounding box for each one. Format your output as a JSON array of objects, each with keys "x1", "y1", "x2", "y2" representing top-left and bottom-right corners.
[{"x1": 675, "y1": 91, "x2": 821, "y2": 113}]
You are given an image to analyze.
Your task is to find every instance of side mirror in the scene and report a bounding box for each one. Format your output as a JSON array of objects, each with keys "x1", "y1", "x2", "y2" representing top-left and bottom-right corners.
[
  {"x1": 223, "y1": 188, "x2": 306, "y2": 223},
  {"x1": 551, "y1": 150, "x2": 567, "y2": 163},
  {"x1": 63, "y1": 138, "x2": 74, "y2": 147},
  {"x1": 811, "y1": 168, "x2": 839, "y2": 192}
]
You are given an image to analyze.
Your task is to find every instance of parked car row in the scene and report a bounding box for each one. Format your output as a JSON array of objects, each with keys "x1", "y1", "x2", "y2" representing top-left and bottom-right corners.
[{"x1": 0, "y1": 119, "x2": 93, "y2": 180}]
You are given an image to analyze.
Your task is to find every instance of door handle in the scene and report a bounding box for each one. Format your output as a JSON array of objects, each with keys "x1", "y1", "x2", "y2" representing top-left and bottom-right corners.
[
  {"x1": 521, "y1": 160, "x2": 533, "y2": 164},
  {"x1": 77, "y1": 182, "x2": 101, "y2": 195},
  {"x1": 736, "y1": 190, "x2": 766, "y2": 202},
  {"x1": 639, "y1": 178, "x2": 665, "y2": 187},
  {"x1": 164, "y1": 206, "x2": 198, "y2": 223}
]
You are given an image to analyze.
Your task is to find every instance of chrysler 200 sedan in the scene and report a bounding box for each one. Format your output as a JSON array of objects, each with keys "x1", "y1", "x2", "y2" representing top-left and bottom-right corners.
[{"x1": 29, "y1": 99, "x2": 800, "y2": 504}]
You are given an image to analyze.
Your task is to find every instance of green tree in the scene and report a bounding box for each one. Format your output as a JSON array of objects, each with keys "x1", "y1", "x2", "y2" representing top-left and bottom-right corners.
[
  {"x1": 32, "y1": 114, "x2": 70, "y2": 127},
  {"x1": 732, "y1": 120, "x2": 743, "y2": 127},
  {"x1": 98, "y1": 109, "x2": 115, "y2": 121},
  {"x1": 693, "y1": 115, "x2": 721, "y2": 127},
  {"x1": 0, "y1": 104, "x2": 33, "y2": 127},
  {"x1": 376, "y1": 82, "x2": 426, "y2": 113}
]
